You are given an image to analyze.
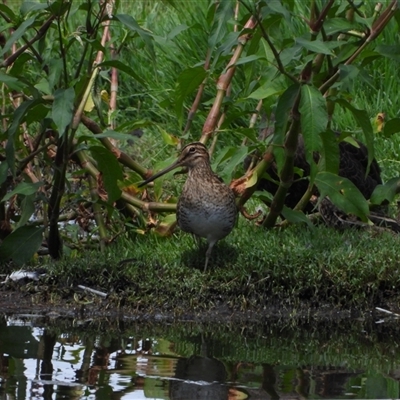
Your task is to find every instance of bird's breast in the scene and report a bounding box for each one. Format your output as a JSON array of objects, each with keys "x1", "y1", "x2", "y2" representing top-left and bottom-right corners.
[{"x1": 176, "y1": 180, "x2": 236, "y2": 241}]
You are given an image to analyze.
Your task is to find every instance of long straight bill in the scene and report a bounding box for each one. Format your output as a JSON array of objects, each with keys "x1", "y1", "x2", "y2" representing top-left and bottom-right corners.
[{"x1": 138, "y1": 160, "x2": 181, "y2": 187}]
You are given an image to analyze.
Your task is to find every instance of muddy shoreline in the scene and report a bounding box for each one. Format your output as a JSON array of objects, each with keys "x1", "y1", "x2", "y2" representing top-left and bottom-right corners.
[{"x1": 2, "y1": 287, "x2": 398, "y2": 324}]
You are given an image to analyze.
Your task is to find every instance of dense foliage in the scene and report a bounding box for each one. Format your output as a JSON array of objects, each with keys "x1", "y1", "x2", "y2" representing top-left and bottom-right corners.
[{"x1": 0, "y1": 0, "x2": 399, "y2": 265}]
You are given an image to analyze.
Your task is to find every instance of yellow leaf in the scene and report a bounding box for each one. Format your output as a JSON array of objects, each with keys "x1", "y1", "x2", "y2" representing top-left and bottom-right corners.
[
  {"x1": 101, "y1": 90, "x2": 109, "y2": 103},
  {"x1": 84, "y1": 92, "x2": 95, "y2": 112},
  {"x1": 245, "y1": 171, "x2": 258, "y2": 188},
  {"x1": 157, "y1": 126, "x2": 179, "y2": 145}
]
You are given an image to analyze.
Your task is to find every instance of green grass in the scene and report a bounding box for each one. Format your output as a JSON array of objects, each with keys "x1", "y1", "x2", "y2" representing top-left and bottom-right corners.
[{"x1": 18, "y1": 216, "x2": 399, "y2": 312}]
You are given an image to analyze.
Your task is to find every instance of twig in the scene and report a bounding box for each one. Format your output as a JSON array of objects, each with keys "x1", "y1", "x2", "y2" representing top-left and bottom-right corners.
[
  {"x1": 78, "y1": 285, "x2": 108, "y2": 298},
  {"x1": 375, "y1": 307, "x2": 400, "y2": 318}
]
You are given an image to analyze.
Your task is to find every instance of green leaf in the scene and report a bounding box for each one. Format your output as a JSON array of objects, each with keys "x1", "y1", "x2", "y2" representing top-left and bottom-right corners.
[
  {"x1": 323, "y1": 18, "x2": 354, "y2": 35},
  {"x1": 34, "y1": 77, "x2": 52, "y2": 95},
  {"x1": 267, "y1": 1, "x2": 290, "y2": 19},
  {"x1": 0, "y1": 4, "x2": 16, "y2": 21},
  {"x1": 339, "y1": 65, "x2": 360, "y2": 86},
  {"x1": 216, "y1": 146, "x2": 248, "y2": 183},
  {"x1": 234, "y1": 54, "x2": 262, "y2": 67},
  {"x1": 274, "y1": 84, "x2": 300, "y2": 172},
  {"x1": 370, "y1": 178, "x2": 400, "y2": 205},
  {"x1": 315, "y1": 172, "x2": 369, "y2": 222},
  {"x1": 98, "y1": 60, "x2": 146, "y2": 87},
  {"x1": 0, "y1": 72, "x2": 26, "y2": 91},
  {"x1": 248, "y1": 77, "x2": 286, "y2": 100},
  {"x1": 90, "y1": 146, "x2": 123, "y2": 203},
  {"x1": 319, "y1": 130, "x2": 339, "y2": 174},
  {"x1": 175, "y1": 66, "x2": 207, "y2": 127},
  {"x1": 0, "y1": 17, "x2": 36, "y2": 57},
  {"x1": 17, "y1": 195, "x2": 35, "y2": 228},
  {"x1": 299, "y1": 85, "x2": 327, "y2": 163},
  {"x1": 383, "y1": 118, "x2": 400, "y2": 138},
  {"x1": 52, "y1": 87, "x2": 75, "y2": 136},
  {"x1": 215, "y1": 31, "x2": 240, "y2": 60},
  {"x1": 274, "y1": 84, "x2": 300, "y2": 145},
  {"x1": 296, "y1": 37, "x2": 335, "y2": 56},
  {"x1": 337, "y1": 99, "x2": 374, "y2": 171},
  {"x1": 115, "y1": 14, "x2": 155, "y2": 62},
  {"x1": 167, "y1": 24, "x2": 189, "y2": 40},
  {"x1": 48, "y1": 58, "x2": 63, "y2": 91},
  {"x1": 282, "y1": 206, "x2": 313, "y2": 227},
  {"x1": 1, "y1": 181, "x2": 43, "y2": 203},
  {"x1": 0, "y1": 162, "x2": 8, "y2": 186},
  {"x1": 20, "y1": 2, "x2": 49, "y2": 14},
  {"x1": 375, "y1": 44, "x2": 400, "y2": 62},
  {"x1": 208, "y1": 0, "x2": 232, "y2": 49},
  {"x1": 47, "y1": 0, "x2": 70, "y2": 17},
  {"x1": 0, "y1": 225, "x2": 44, "y2": 266},
  {"x1": 158, "y1": 126, "x2": 179, "y2": 146},
  {"x1": 83, "y1": 129, "x2": 135, "y2": 141}
]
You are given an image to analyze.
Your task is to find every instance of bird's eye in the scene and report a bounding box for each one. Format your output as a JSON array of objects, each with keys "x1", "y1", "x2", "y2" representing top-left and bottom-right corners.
[{"x1": 189, "y1": 147, "x2": 196, "y2": 153}]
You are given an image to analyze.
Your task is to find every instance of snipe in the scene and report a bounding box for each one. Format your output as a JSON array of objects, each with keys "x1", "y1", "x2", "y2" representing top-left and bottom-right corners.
[{"x1": 139, "y1": 142, "x2": 237, "y2": 271}]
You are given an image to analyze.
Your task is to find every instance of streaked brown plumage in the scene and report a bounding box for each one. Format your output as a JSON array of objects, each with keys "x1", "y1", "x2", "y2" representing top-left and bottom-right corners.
[{"x1": 139, "y1": 142, "x2": 237, "y2": 271}]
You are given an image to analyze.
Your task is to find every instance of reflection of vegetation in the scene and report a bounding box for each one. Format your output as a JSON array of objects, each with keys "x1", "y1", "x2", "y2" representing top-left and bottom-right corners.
[{"x1": 1, "y1": 317, "x2": 400, "y2": 398}]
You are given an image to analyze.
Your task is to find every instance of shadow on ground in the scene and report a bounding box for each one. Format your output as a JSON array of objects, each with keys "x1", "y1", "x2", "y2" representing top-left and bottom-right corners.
[{"x1": 180, "y1": 241, "x2": 238, "y2": 271}]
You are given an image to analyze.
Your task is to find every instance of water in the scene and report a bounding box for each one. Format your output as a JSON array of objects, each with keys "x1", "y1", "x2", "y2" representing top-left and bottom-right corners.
[{"x1": 0, "y1": 313, "x2": 399, "y2": 399}]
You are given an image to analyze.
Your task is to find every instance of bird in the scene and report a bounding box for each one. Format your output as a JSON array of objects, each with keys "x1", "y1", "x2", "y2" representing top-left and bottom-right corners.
[{"x1": 139, "y1": 142, "x2": 237, "y2": 272}]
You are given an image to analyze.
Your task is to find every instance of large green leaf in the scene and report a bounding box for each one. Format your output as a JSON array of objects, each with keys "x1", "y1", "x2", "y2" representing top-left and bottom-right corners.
[
  {"x1": 323, "y1": 17, "x2": 354, "y2": 35},
  {"x1": 315, "y1": 172, "x2": 370, "y2": 222},
  {"x1": 216, "y1": 146, "x2": 249, "y2": 183},
  {"x1": 1, "y1": 181, "x2": 43, "y2": 203},
  {"x1": 267, "y1": 0, "x2": 290, "y2": 19},
  {"x1": 17, "y1": 195, "x2": 35, "y2": 228},
  {"x1": 299, "y1": 85, "x2": 327, "y2": 163},
  {"x1": 375, "y1": 44, "x2": 400, "y2": 62},
  {"x1": 296, "y1": 37, "x2": 335, "y2": 56},
  {"x1": 337, "y1": 99, "x2": 374, "y2": 171},
  {"x1": 274, "y1": 84, "x2": 300, "y2": 145},
  {"x1": 208, "y1": 0, "x2": 233, "y2": 49},
  {"x1": 0, "y1": 4, "x2": 16, "y2": 20},
  {"x1": 248, "y1": 76, "x2": 286, "y2": 100},
  {"x1": 282, "y1": 206, "x2": 313, "y2": 227},
  {"x1": 0, "y1": 72, "x2": 26, "y2": 91},
  {"x1": 383, "y1": 118, "x2": 400, "y2": 138},
  {"x1": 175, "y1": 66, "x2": 207, "y2": 127},
  {"x1": 115, "y1": 14, "x2": 155, "y2": 62},
  {"x1": 273, "y1": 84, "x2": 300, "y2": 172},
  {"x1": 167, "y1": 24, "x2": 189, "y2": 41},
  {"x1": 319, "y1": 130, "x2": 339, "y2": 174},
  {"x1": 0, "y1": 225, "x2": 44, "y2": 266},
  {"x1": 370, "y1": 178, "x2": 400, "y2": 205},
  {"x1": 98, "y1": 60, "x2": 146, "y2": 87},
  {"x1": 3, "y1": 98, "x2": 41, "y2": 178},
  {"x1": 52, "y1": 88, "x2": 74, "y2": 136},
  {"x1": 81, "y1": 129, "x2": 136, "y2": 142},
  {"x1": 0, "y1": 162, "x2": 8, "y2": 186},
  {"x1": 20, "y1": 1, "x2": 49, "y2": 14},
  {"x1": 0, "y1": 16, "x2": 35, "y2": 57},
  {"x1": 90, "y1": 146, "x2": 123, "y2": 203}
]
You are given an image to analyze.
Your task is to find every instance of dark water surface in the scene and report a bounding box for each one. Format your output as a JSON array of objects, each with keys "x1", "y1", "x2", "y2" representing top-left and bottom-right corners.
[{"x1": 0, "y1": 313, "x2": 399, "y2": 399}]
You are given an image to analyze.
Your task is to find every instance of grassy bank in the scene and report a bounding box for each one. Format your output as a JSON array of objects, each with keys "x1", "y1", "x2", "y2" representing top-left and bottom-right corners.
[{"x1": 3, "y1": 219, "x2": 399, "y2": 314}]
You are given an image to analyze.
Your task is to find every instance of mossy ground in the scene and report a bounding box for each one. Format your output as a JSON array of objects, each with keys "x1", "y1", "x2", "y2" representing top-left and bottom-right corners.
[{"x1": 2, "y1": 218, "x2": 399, "y2": 317}]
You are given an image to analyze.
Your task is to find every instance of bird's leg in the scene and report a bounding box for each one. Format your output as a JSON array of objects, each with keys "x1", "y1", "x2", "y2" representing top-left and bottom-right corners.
[{"x1": 204, "y1": 240, "x2": 217, "y2": 272}]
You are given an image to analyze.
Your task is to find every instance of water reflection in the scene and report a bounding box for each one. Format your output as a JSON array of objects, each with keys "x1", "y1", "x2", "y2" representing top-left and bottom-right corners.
[{"x1": 0, "y1": 315, "x2": 399, "y2": 399}]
